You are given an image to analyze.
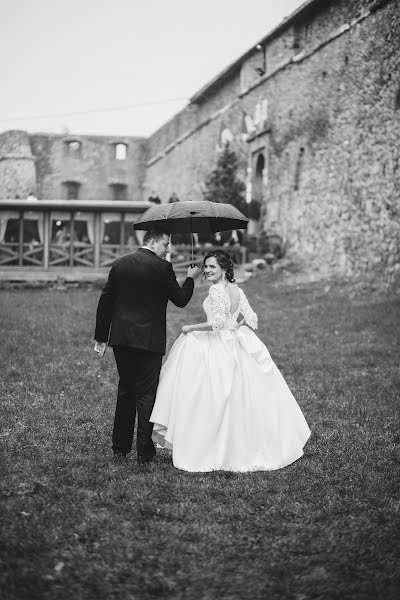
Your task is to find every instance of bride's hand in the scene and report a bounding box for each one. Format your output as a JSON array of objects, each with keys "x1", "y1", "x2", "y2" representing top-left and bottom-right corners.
[{"x1": 182, "y1": 325, "x2": 192, "y2": 334}]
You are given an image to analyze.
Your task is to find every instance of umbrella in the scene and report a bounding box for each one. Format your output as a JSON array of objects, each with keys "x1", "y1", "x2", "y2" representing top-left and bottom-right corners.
[{"x1": 134, "y1": 200, "x2": 249, "y2": 263}]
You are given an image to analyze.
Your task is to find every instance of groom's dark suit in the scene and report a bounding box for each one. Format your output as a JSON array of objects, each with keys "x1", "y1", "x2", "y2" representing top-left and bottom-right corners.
[{"x1": 95, "y1": 248, "x2": 194, "y2": 459}]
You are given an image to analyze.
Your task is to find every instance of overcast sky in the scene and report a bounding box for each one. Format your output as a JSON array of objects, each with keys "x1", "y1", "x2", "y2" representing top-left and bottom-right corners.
[{"x1": 0, "y1": 0, "x2": 305, "y2": 137}]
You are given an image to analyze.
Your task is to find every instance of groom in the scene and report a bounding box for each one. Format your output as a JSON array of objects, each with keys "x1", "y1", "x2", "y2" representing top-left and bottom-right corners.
[{"x1": 94, "y1": 228, "x2": 199, "y2": 463}]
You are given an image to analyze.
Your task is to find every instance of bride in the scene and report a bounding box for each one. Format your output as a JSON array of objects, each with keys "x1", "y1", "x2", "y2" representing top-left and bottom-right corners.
[{"x1": 151, "y1": 249, "x2": 310, "y2": 472}]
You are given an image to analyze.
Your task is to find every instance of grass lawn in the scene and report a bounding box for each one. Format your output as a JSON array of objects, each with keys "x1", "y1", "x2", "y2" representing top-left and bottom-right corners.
[{"x1": 0, "y1": 274, "x2": 399, "y2": 600}]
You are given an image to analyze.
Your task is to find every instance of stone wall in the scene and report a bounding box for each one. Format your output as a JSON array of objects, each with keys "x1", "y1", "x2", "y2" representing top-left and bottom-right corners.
[
  {"x1": 145, "y1": 0, "x2": 400, "y2": 280},
  {"x1": 0, "y1": 130, "x2": 36, "y2": 198},
  {"x1": 0, "y1": 131, "x2": 147, "y2": 201},
  {"x1": 30, "y1": 134, "x2": 147, "y2": 201}
]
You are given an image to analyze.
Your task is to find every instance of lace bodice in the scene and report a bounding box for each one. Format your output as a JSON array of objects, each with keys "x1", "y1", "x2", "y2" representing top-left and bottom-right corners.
[{"x1": 203, "y1": 283, "x2": 258, "y2": 330}]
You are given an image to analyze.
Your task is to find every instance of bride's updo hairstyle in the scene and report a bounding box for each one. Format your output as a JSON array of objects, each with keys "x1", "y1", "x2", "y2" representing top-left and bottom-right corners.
[{"x1": 202, "y1": 249, "x2": 235, "y2": 283}]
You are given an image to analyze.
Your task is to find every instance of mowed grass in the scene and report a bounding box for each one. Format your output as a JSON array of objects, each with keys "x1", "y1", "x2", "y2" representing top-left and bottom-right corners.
[{"x1": 0, "y1": 274, "x2": 399, "y2": 600}]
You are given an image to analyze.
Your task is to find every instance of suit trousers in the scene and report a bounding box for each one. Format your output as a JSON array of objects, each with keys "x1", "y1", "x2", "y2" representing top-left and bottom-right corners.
[{"x1": 112, "y1": 347, "x2": 163, "y2": 459}]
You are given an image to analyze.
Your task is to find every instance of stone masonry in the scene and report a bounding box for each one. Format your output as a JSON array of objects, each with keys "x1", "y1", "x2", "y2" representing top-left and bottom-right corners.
[
  {"x1": 145, "y1": 0, "x2": 400, "y2": 280},
  {"x1": 0, "y1": 131, "x2": 147, "y2": 202},
  {"x1": 0, "y1": 130, "x2": 36, "y2": 198}
]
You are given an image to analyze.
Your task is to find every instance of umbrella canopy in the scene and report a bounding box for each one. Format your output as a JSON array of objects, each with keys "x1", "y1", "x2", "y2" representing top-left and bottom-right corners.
[{"x1": 133, "y1": 200, "x2": 248, "y2": 234}]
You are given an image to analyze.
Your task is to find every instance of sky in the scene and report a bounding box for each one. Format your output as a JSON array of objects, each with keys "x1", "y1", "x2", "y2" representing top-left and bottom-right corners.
[{"x1": 0, "y1": 0, "x2": 305, "y2": 137}]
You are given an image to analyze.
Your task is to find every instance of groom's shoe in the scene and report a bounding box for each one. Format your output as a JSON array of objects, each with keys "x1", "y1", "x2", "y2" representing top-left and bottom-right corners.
[
  {"x1": 113, "y1": 449, "x2": 128, "y2": 460},
  {"x1": 137, "y1": 454, "x2": 154, "y2": 465}
]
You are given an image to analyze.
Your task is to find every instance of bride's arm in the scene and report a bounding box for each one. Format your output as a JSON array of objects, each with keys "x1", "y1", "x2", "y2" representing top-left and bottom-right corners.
[{"x1": 238, "y1": 289, "x2": 258, "y2": 330}]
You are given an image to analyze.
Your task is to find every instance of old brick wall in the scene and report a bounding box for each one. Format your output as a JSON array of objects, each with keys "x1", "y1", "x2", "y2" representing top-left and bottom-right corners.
[
  {"x1": 145, "y1": 0, "x2": 400, "y2": 280},
  {"x1": 0, "y1": 130, "x2": 36, "y2": 198}
]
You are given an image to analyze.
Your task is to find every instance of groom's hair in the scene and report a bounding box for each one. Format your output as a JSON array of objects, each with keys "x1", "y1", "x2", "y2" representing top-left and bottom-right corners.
[{"x1": 143, "y1": 228, "x2": 170, "y2": 245}]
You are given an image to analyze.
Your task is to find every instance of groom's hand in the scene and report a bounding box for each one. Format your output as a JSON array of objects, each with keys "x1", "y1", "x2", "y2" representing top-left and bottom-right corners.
[
  {"x1": 187, "y1": 265, "x2": 200, "y2": 279},
  {"x1": 94, "y1": 341, "x2": 107, "y2": 357}
]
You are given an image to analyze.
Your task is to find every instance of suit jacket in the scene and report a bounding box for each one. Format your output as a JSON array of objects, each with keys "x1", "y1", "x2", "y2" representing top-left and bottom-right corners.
[{"x1": 94, "y1": 248, "x2": 194, "y2": 354}]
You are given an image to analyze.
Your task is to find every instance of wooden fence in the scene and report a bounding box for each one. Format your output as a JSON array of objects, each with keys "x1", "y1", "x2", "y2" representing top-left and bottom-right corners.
[{"x1": 0, "y1": 199, "x2": 247, "y2": 281}]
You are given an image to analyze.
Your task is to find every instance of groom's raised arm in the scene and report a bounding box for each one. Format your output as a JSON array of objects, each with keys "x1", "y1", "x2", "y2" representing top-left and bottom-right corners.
[
  {"x1": 164, "y1": 261, "x2": 198, "y2": 307},
  {"x1": 94, "y1": 265, "x2": 115, "y2": 342}
]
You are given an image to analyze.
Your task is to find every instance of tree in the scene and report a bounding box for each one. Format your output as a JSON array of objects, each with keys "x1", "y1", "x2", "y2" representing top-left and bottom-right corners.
[{"x1": 203, "y1": 145, "x2": 247, "y2": 214}]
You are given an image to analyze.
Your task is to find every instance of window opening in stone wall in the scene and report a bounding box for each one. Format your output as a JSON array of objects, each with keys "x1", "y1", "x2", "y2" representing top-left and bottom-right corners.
[
  {"x1": 110, "y1": 183, "x2": 128, "y2": 201},
  {"x1": 65, "y1": 140, "x2": 81, "y2": 157},
  {"x1": 294, "y1": 147, "x2": 305, "y2": 191},
  {"x1": 344, "y1": 55, "x2": 349, "y2": 65},
  {"x1": 64, "y1": 181, "x2": 80, "y2": 200},
  {"x1": 253, "y1": 100, "x2": 269, "y2": 133},
  {"x1": 293, "y1": 20, "x2": 310, "y2": 52},
  {"x1": 115, "y1": 143, "x2": 127, "y2": 160},
  {"x1": 304, "y1": 23, "x2": 310, "y2": 43},
  {"x1": 322, "y1": 71, "x2": 327, "y2": 79},
  {"x1": 293, "y1": 24, "x2": 301, "y2": 50},
  {"x1": 395, "y1": 86, "x2": 400, "y2": 110},
  {"x1": 253, "y1": 153, "x2": 265, "y2": 203}
]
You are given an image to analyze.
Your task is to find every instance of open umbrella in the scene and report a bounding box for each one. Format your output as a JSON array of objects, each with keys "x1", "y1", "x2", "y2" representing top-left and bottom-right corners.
[{"x1": 133, "y1": 200, "x2": 249, "y2": 263}]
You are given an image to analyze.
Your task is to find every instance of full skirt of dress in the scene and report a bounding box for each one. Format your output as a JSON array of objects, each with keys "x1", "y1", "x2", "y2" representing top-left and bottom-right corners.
[{"x1": 151, "y1": 326, "x2": 311, "y2": 472}]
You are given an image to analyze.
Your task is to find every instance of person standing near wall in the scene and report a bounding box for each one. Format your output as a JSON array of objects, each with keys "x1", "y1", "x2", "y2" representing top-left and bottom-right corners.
[{"x1": 148, "y1": 191, "x2": 161, "y2": 204}]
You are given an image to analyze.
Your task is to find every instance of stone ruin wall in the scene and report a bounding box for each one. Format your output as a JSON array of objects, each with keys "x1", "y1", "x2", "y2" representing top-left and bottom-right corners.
[
  {"x1": 0, "y1": 132, "x2": 148, "y2": 202},
  {"x1": 145, "y1": 0, "x2": 400, "y2": 281},
  {"x1": 29, "y1": 134, "x2": 147, "y2": 201},
  {"x1": 0, "y1": 130, "x2": 36, "y2": 198}
]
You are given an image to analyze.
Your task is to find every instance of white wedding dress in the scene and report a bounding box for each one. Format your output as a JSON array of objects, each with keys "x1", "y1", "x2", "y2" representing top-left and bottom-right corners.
[{"x1": 151, "y1": 282, "x2": 311, "y2": 472}]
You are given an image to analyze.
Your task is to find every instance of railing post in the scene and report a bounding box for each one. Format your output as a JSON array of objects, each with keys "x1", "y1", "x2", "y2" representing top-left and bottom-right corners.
[
  {"x1": 43, "y1": 211, "x2": 50, "y2": 270},
  {"x1": 18, "y1": 210, "x2": 24, "y2": 266},
  {"x1": 69, "y1": 212, "x2": 75, "y2": 267}
]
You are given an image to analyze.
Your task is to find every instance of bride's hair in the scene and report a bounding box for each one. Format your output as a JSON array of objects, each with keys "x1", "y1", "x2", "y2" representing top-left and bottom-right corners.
[{"x1": 202, "y1": 249, "x2": 235, "y2": 283}]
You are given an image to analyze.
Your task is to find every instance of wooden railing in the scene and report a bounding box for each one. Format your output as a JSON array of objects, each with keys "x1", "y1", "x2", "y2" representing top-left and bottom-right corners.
[
  {"x1": 0, "y1": 200, "x2": 248, "y2": 281},
  {"x1": 0, "y1": 239, "x2": 246, "y2": 275},
  {"x1": 0, "y1": 241, "x2": 142, "y2": 268}
]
